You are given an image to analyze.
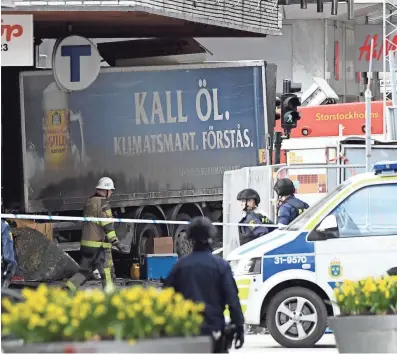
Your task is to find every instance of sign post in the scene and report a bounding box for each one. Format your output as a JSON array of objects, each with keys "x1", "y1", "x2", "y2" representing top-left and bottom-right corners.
[
  {"x1": 365, "y1": 38, "x2": 374, "y2": 173},
  {"x1": 1, "y1": 14, "x2": 33, "y2": 66}
]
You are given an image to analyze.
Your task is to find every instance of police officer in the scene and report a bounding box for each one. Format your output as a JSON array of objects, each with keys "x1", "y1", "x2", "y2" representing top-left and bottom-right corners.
[
  {"x1": 274, "y1": 178, "x2": 309, "y2": 226},
  {"x1": 66, "y1": 177, "x2": 129, "y2": 293},
  {"x1": 164, "y1": 217, "x2": 245, "y2": 353},
  {"x1": 237, "y1": 189, "x2": 274, "y2": 245},
  {"x1": 1, "y1": 219, "x2": 17, "y2": 286}
]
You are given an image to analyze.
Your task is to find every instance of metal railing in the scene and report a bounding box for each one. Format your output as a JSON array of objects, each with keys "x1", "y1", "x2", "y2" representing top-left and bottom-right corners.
[{"x1": 269, "y1": 163, "x2": 366, "y2": 222}]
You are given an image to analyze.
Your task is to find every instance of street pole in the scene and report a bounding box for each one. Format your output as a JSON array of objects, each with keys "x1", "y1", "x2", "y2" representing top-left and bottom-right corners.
[
  {"x1": 274, "y1": 80, "x2": 292, "y2": 164},
  {"x1": 365, "y1": 38, "x2": 374, "y2": 172},
  {"x1": 274, "y1": 132, "x2": 283, "y2": 164}
]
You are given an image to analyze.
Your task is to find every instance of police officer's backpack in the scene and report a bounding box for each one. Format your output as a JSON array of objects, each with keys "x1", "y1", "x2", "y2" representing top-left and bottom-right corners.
[
  {"x1": 252, "y1": 211, "x2": 273, "y2": 225},
  {"x1": 285, "y1": 198, "x2": 309, "y2": 217}
]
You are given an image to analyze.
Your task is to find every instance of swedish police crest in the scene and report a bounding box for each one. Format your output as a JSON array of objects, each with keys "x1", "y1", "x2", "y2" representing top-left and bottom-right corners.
[{"x1": 328, "y1": 259, "x2": 343, "y2": 278}]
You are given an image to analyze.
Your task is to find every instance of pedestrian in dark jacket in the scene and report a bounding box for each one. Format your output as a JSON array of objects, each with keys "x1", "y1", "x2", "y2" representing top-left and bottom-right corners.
[
  {"x1": 164, "y1": 216, "x2": 245, "y2": 353},
  {"x1": 1, "y1": 220, "x2": 17, "y2": 280}
]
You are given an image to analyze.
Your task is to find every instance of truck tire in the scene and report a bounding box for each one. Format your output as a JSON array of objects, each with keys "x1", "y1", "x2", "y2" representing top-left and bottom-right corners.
[
  {"x1": 173, "y1": 213, "x2": 192, "y2": 257},
  {"x1": 265, "y1": 286, "x2": 327, "y2": 348},
  {"x1": 136, "y1": 213, "x2": 162, "y2": 255}
]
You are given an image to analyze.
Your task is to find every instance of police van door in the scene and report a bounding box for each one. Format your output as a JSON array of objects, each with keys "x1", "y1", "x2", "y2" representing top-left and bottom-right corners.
[{"x1": 311, "y1": 181, "x2": 397, "y2": 288}]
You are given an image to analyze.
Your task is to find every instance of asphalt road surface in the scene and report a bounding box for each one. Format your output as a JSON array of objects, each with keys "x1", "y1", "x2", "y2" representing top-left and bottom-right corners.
[{"x1": 231, "y1": 334, "x2": 337, "y2": 354}]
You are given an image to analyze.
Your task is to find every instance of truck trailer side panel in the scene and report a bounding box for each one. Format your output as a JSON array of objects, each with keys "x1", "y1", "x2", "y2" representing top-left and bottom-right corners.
[{"x1": 19, "y1": 62, "x2": 268, "y2": 213}]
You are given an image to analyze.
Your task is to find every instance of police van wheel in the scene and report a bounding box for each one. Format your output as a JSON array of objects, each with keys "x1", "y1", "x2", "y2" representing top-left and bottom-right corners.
[{"x1": 266, "y1": 287, "x2": 327, "y2": 348}]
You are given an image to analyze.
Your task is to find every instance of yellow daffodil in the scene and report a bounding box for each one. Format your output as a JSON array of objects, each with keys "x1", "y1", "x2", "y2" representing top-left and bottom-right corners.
[
  {"x1": 111, "y1": 295, "x2": 122, "y2": 307},
  {"x1": 93, "y1": 305, "x2": 106, "y2": 317},
  {"x1": 3, "y1": 284, "x2": 205, "y2": 342},
  {"x1": 49, "y1": 324, "x2": 59, "y2": 333},
  {"x1": 1, "y1": 313, "x2": 12, "y2": 326},
  {"x1": 117, "y1": 312, "x2": 126, "y2": 320},
  {"x1": 28, "y1": 314, "x2": 42, "y2": 330}
]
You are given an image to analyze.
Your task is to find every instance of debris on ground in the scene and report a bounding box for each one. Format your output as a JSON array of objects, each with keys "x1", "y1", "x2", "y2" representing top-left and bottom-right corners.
[{"x1": 12, "y1": 227, "x2": 79, "y2": 281}]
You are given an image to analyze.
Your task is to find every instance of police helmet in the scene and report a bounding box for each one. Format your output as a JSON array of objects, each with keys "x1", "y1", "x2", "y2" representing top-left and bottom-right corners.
[
  {"x1": 274, "y1": 178, "x2": 296, "y2": 197},
  {"x1": 187, "y1": 216, "x2": 217, "y2": 244},
  {"x1": 237, "y1": 188, "x2": 261, "y2": 205}
]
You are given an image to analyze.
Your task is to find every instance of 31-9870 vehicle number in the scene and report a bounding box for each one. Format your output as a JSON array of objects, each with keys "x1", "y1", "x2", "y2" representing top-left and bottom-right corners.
[{"x1": 274, "y1": 255, "x2": 308, "y2": 264}]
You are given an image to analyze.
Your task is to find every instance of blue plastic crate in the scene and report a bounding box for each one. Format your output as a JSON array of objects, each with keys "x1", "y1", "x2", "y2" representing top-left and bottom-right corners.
[{"x1": 144, "y1": 254, "x2": 178, "y2": 281}]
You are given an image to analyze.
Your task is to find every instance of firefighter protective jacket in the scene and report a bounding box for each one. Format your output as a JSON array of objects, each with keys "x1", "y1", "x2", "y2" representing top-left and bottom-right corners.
[{"x1": 81, "y1": 195, "x2": 119, "y2": 249}]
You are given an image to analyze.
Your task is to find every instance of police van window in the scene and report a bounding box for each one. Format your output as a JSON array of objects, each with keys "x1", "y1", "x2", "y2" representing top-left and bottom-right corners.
[
  {"x1": 286, "y1": 181, "x2": 351, "y2": 231},
  {"x1": 330, "y1": 183, "x2": 397, "y2": 238}
]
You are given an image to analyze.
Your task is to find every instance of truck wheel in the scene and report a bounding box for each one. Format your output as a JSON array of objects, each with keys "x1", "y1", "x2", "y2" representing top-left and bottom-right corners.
[
  {"x1": 266, "y1": 287, "x2": 327, "y2": 348},
  {"x1": 173, "y1": 213, "x2": 192, "y2": 257},
  {"x1": 137, "y1": 213, "x2": 162, "y2": 255}
]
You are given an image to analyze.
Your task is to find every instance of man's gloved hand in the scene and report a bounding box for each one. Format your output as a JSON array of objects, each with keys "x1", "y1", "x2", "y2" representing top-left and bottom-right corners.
[
  {"x1": 234, "y1": 326, "x2": 244, "y2": 349},
  {"x1": 113, "y1": 241, "x2": 130, "y2": 254}
]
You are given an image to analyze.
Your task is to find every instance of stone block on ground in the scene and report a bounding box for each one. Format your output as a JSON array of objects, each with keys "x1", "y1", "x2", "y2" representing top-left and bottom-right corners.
[{"x1": 12, "y1": 227, "x2": 79, "y2": 281}]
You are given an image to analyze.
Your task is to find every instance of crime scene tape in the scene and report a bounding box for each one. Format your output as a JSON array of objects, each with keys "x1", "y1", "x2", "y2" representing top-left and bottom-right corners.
[{"x1": 0, "y1": 213, "x2": 280, "y2": 229}]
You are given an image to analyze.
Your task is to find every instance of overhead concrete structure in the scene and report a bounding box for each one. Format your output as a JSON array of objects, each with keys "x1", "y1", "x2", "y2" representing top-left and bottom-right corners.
[
  {"x1": 1, "y1": 0, "x2": 15, "y2": 7},
  {"x1": 2, "y1": 0, "x2": 282, "y2": 37}
]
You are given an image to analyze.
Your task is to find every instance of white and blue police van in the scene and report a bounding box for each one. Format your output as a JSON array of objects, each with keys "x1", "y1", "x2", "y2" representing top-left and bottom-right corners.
[{"x1": 227, "y1": 161, "x2": 397, "y2": 348}]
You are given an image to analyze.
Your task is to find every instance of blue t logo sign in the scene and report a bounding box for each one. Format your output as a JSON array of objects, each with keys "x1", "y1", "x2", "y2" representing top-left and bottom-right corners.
[{"x1": 61, "y1": 45, "x2": 92, "y2": 82}]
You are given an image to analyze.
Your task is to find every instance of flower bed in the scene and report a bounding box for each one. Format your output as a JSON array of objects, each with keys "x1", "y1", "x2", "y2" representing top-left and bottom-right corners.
[
  {"x1": 1, "y1": 284, "x2": 206, "y2": 346},
  {"x1": 328, "y1": 275, "x2": 397, "y2": 353},
  {"x1": 334, "y1": 276, "x2": 397, "y2": 315}
]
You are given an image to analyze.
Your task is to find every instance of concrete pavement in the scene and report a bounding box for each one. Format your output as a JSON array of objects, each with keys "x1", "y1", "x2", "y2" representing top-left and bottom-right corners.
[{"x1": 232, "y1": 334, "x2": 337, "y2": 354}]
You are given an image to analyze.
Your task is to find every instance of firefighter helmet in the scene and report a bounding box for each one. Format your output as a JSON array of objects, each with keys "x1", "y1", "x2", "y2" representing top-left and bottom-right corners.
[
  {"x1": 274, "y1": 178, "x2": 295, "y2": 197},
  {"x1": 96, "y1": 177, "x2": 115, "y2": 190},
  {"x1": 237, "y1": 188, "x2": 261, "y2": 205}
]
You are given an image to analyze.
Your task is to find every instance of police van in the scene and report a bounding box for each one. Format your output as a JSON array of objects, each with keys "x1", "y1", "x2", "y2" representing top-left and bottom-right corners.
[{"x1": 226, "y1": 161, "x2": 397, "y2": 348}]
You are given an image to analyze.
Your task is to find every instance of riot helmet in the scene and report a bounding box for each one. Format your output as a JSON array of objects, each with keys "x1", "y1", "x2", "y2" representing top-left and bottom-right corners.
[
  {"x1": 187, "y1": 216, "x2": 217, "y2": 246},
  {"x1": 237, "y1": 188, "x2": 261, "y2": 212},
  {"x1": 237, "y1": 188, "x2": 260, "y2": 205},
  {"x1": 274, "y1": 178, "x2": 296, "y2": 197}
]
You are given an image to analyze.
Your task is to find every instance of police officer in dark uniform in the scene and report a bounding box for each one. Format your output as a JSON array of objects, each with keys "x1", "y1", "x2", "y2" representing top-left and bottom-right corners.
[
  {"x1": 164, "y1": 217, "x2": 245, "y2": 353},
  {"x1": 274, "y1": 178, "x2": 309, "y2": 225},
  {"x1": 237, "y1": 189, "x2": 274, "y2": 245},
  {"x1": 1, "y1": 220, "x2": 17, "y2": 287}
]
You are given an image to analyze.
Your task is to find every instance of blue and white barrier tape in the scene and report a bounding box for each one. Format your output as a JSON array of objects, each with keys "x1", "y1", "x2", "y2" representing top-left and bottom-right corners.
[{"x1": 0, "y1": 213, "x2": 280, "y2": 229}]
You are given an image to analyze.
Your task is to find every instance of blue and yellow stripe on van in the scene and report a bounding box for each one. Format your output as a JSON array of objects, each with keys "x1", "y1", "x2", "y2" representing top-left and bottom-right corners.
[{"x1": 224, "y1": 278, "x2": 251, "y2": 317}]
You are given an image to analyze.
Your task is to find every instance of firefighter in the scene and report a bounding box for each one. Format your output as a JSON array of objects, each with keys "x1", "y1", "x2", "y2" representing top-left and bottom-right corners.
[
  {"x1": 65, "y1": 177, "x2": 129, "y2": 293},
  {"x1": 274, "y1": 178, "x2": 309, "y2": 226},
  {"x1": 164, "y1": 217, "x2": 245, "y2": 353},
  {"x1": 1, "y1": 220, "x2": 17, "y2": 287},
  {"x1": 237, "y1": 188, "x2": 274, "y2": 245}
]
